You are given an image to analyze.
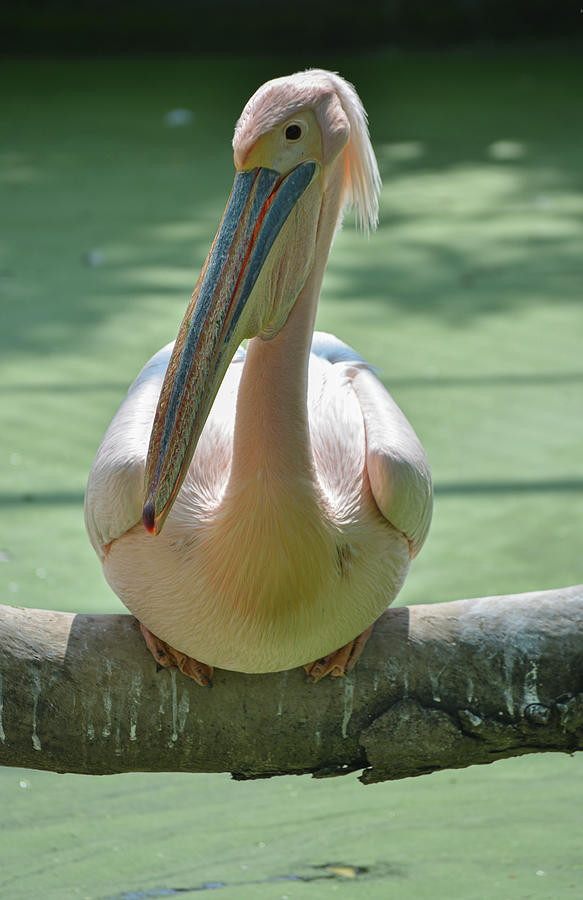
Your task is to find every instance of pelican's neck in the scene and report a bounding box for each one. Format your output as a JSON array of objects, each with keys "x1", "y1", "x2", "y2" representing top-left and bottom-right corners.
[{"x1": 228, "y1": 166, "x2": 343, "y2": 488}]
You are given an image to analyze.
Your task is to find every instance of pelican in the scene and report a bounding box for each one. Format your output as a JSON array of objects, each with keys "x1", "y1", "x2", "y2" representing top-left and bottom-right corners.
[{"x1": 85, "y1": 70, "x2": 432, "y2": 686}]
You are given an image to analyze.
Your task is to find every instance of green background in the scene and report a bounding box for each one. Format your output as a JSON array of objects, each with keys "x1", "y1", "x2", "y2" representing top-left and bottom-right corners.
[{"x1": 1, "y1": 48, "x2": 582, "y2": 898}]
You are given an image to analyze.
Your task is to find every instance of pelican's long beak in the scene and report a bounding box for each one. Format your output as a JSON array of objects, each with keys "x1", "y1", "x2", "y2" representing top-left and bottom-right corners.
[{"x1": 142, "y1": 161, "x2": 317, "y2": 535}]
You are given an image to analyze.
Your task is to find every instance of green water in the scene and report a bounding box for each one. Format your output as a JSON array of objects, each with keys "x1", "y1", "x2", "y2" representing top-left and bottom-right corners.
[{"x1": 1, "y1": 50, "x2": 582, "y2": 898}]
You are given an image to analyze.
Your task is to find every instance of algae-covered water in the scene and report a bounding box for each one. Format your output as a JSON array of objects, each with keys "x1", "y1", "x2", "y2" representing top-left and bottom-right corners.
[{"x1": 1, "y1": 50, "x2": 582, "y2": 898}]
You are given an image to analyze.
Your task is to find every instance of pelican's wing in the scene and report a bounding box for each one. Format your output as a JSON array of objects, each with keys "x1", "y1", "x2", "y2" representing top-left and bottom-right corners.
[
  {"x1": 312, "y1": 331, "x2": 433, "y2": 556},
  {"x1": 84, "y1": 342, "x2": 174, "y2": 559},
  {"x1": 85, "y1": 341, "x2": 247, "y2": 560},
  {"x1": 352, "y1": 365, "x2": 432, "y2": 555}
]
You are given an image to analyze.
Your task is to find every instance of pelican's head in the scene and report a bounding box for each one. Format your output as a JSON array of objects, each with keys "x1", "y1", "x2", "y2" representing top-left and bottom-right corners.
[{"x1": 143, "y1": 70, "x2": 381, "y2": 534}]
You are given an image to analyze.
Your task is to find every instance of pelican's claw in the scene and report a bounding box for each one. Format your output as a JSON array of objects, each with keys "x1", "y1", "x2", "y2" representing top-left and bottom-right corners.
[
  {"x1": 139, "y1": 622, "x2": 214, "y2": 687},
  {"x1": 303, "y1": 624, "x2": 374, "y2": 683}
]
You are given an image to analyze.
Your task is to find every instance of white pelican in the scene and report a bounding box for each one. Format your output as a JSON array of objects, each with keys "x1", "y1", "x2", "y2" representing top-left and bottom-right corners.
[{"x1": 85, "y1": 70, "x2": 432, "y2": 686}]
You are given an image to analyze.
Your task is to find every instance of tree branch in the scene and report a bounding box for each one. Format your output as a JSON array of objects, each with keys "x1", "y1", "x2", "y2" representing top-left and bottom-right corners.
[{"x1": 1, "y1": 586, "x2": 582, "y2": 783}]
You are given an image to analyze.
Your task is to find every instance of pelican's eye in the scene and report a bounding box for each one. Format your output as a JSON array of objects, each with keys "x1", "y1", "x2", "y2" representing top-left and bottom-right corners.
[{"x1": 284, "y1": 122, "x2": 303, "y2": 142}]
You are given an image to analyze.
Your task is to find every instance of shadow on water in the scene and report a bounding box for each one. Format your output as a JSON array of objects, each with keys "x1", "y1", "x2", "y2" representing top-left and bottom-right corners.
[
  {"x1": 1, "y1": 370, "x2": 582, "y2": 395},
  {"x1": 104, "y1": 862, "x2": 406, "y2": 898},
  {"x1": 2, "y1": 477, "x2": 583, "y2": 508},
  {"x1": 434, "y1": 478, "x2": 583, "y2": 496}
]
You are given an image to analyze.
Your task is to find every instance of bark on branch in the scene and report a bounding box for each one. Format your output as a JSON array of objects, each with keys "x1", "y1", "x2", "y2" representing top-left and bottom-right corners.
[{"x1": 1, "y1": 586, "x2": 582, "y2": 783}]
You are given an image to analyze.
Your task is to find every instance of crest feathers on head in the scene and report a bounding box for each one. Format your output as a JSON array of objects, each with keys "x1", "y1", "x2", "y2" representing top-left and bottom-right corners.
[{"x1": 311, "y1": 70, "x2": 381, "y2": 234}]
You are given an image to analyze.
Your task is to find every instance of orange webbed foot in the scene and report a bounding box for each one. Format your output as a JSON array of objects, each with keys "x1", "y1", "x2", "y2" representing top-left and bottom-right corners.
[
  {"x1": 303, "y1": 624, "x2": 374, "y2": 683},
  {"x1": 139, "y1": 622, "x2": 214, "y2": 687}
]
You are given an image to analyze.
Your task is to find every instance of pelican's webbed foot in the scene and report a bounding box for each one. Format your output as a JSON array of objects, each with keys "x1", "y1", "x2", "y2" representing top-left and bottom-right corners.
[
  {"x1": 139, "y1": 622, "x2": 214, "y2": 687},
  {"x1": 303, "y1": 624, "x2": 374, "y2": 683}
]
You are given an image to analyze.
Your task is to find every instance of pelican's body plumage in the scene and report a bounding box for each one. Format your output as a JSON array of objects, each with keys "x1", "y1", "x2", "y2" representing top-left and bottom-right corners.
[{"x1": 85, "y1": 70, "x2": 432, "y2": 680}]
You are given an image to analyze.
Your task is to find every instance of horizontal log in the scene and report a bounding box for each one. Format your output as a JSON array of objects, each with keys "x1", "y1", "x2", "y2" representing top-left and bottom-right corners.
[{"x1": 0, "y1": 586, "x2": 582, "y2": 782}]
